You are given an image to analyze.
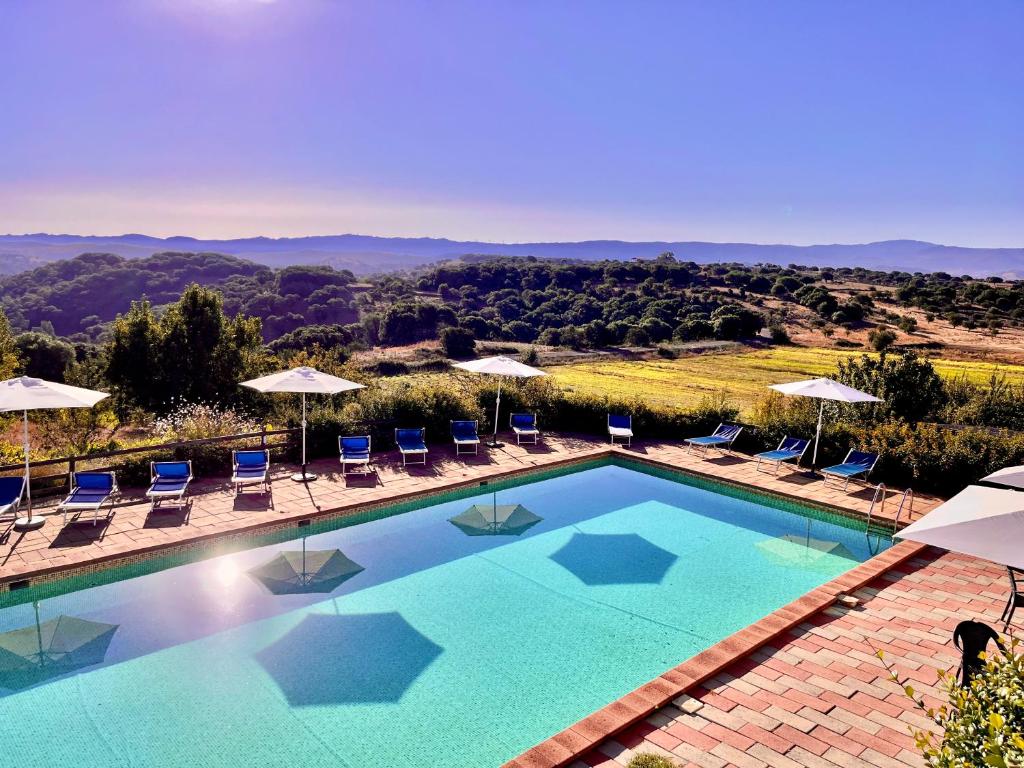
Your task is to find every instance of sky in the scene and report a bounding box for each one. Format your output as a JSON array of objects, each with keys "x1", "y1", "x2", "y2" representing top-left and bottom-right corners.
[{"x1": 0, "y1": 0, "x2": 1021, "y2": 246}]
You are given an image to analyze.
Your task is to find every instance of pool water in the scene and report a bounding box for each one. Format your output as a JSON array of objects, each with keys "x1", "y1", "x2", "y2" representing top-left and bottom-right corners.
[{"x1": 0, "y1": 463, "x2": 884, "y2": 767}]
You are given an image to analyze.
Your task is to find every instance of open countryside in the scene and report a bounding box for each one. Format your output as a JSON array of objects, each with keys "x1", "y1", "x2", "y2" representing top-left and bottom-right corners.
[{"x1": 549, "y1": 346, "x2": 1024, "y2": 413}]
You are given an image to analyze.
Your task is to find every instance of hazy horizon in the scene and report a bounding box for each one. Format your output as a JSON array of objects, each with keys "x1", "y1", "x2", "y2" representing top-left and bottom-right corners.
[{"x1": 2, "y1": 1, "x2": 1022, "y2": 247}]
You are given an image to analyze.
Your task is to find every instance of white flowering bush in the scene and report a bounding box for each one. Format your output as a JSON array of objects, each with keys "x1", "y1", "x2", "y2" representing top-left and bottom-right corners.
[{"x1": 154, "y1": 400, "x2": 262, "y2": 442}]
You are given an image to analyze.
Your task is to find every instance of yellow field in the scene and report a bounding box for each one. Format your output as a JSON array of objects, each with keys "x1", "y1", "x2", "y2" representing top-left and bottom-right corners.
[{"x1": 549, "y1": 347, "x2": 1024, "y2": 413}]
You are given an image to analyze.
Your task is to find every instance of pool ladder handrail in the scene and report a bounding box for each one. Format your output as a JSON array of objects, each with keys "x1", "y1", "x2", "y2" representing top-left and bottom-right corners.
[{"x1": 865, "y1": 483, "x2": 914, "y2": 541}]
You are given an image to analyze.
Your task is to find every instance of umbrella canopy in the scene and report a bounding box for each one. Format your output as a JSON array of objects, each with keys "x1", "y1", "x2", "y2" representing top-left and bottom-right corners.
[
  {"x1": 769, "y1": 377, "x2": 882, "y2": 404},
  {"x1": 0, "y1": 376, "x2": 110, "y2": 530},
  {"x1": 452, "y1": 356, "x2": 546, "y2": 444},
  {"x1": 897, "y1": 485, "x2": 1024, "y2": 570},
  {"x1": 239, "y1": 366, "x2": 364, "y2": 395},
  {"x1": 452, "y1": 356, "x2": 546, "y2": 378},
  {"x1": 980, "y1": 465, "x2": 1024, "y2": 491},
  {"x1": 449, "y1": 503, "x2": 543, "y2": 536},
  {"x1": 0, "y1": 376, "x2": 110, "y2": 411},
  {"x1": 240, "y1": 367, "x2": 364, "y2": 482},
  {"x1": 768, "y1": 377, "x2": 881, "y2": 467},
  {"x1": 248, "y1": 544, "x2": 365, "y2": 595},
  {"x1": 0, "y1": 610, "x2": 118, "y2": 690}
]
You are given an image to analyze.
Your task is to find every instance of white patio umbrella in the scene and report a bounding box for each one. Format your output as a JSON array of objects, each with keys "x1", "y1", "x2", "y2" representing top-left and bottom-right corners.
[
  {"x1": 0, "y1": 377, "x2": 109, "y2": 531},
  {"x1": 768, "y1": 378, "x2": 882, "y2": 469},
  {"x1": 979, "y1": 465, "x2": 1024, "y2": 491},
  {"x1": 240, "y1": 367, "x2": 364, "y2": 483},
  {"x1": 897, "y1": 484, "x2": 1024, "y2": 570},
  {"x1": 452, "y1": 356, "x2": 546, "y2": 447}
]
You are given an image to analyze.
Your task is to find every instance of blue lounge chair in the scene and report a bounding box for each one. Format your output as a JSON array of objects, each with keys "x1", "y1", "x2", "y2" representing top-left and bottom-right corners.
[
  {"x1": 59, "y1": 471, "x2": 118, "y2": 526},
  {"x1": 0, "y1": 476, "x2": 25, "y2": 522},
  {"x1": 396, "y1": 428, "x2": 427, "y2": 466},
  {"x1": 146, "y1": 460, "x2": 192, "y2": 511},
  {"x1": 685, "y1": 423, "x2": 743, "y2": 456},
  {"x1": 510, "y1": 413, "x2": 539, "y2": 445},
  {"x1": 821, "y1": 449, "x2": 879, "y2": 490},
  {"x1": 608, "y1": 414, "x2": 633, "y2": 446},
  {"x1": 451, "y1": 420, "x2": 480, "y2": 455},
  {"x1": 754, "y1": 436, "x2": 810, "y2": 475},
  {"x1": 232, "y1": 449, "x2": 270, "y2": 494},
  {"x1": 339, "y1": 435, "x2": 372, "y2": 475}
]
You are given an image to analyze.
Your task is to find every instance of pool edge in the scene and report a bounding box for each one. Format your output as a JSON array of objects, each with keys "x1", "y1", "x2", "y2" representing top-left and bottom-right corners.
[{"x1": 502, "y1": 538, "x2": 929, "y2": 768}]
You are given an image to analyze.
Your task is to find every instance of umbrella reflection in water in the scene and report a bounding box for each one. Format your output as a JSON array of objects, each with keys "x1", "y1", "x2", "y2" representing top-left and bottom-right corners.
[
  {"x1": 0, "y1": 602, "x2": 118, "y2": 690},
  {"x1": 248, "y1": 538, "x2": 365, "y2": 595},
  {"x1": 448, "y1": 494, "x2": 543, "y2": 536}
]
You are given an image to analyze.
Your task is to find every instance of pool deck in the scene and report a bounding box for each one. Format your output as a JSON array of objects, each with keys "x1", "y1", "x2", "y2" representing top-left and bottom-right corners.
[
  {"x1": 0, "y1": 434, "x2": 939, "y2": 587},
  {"x1": 1, "y1": 432, "x2": 986, "y2": 768},
  {"x1": 558, "y1": 548, "x2": 1010, "y2": 768}
]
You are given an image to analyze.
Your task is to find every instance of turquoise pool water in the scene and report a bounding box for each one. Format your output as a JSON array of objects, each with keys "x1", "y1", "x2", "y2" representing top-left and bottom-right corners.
[{"x1": 0, "y1": 463, "x2": 885, "y2": 767}]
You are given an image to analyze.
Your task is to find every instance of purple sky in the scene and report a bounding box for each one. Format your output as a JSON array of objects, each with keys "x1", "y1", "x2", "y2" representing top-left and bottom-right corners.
[{"x1": 1, "y1": 0, "x2": 1021, "y2": 246}]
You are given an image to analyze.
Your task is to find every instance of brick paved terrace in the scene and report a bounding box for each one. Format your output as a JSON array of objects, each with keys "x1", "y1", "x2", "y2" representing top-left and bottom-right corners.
[
  {"x1": 566, "y1": 549, "x2": 1014, "y2": 768},
  {"x1": 0, "y1": 433, "x2": 940, "y2": 587}
]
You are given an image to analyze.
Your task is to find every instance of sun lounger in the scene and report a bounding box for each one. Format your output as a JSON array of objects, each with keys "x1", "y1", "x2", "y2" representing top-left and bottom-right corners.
[
  {"x1": 59, "y1": 471, "x2": 118, "y2": 526},
  {"x1": 232, "y1": 449, "x2": 270, "y2": 494},
  {"x1": 754, "y1": 436, "x2": 810, "y2": 475},
  {"x1": 0, "y1": 477, "x2": 25, "y2": 522},
  {"x1": 146, "y1": 460, "x2": 192, "y2": 511},
  {"x1": 396, "y1": 428, "x2": 427, "y2": 465},
  {"x1": 608, "y1": 414, "x2": 633, "y2": 446},
  {"x1": 821, "y1": 449, "x2": 878, "y2": 490},
  {"x1": 339, "y1": 435, "x2": 372, "y2": 474},
  {"x1": 685, "y1": 423, "x2": 742, "y2": 456},
  {"x1": 451, "y1": 420, "x2": 480, "y2": 455},
  {"x1": 510, "y1": 413, "x2": 539, "y2": 445}
]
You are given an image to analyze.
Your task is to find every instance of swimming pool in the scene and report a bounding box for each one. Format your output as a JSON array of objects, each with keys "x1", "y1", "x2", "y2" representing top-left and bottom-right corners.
[{"x1": 0, "y1": 461, "x2": 885, "y2": 767}]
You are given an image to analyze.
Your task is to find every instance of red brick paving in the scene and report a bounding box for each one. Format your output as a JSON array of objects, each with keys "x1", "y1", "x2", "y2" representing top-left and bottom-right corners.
[{"x1": 552, "y1": 550, "x2": 1016, "y2": 768}]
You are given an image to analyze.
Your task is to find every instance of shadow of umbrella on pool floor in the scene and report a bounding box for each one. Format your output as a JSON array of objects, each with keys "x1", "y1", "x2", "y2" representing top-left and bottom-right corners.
[
  {"x1": 551, "y1": 532, "x2": 678, "y2": 585},
  {"x1": 248, "y1": 538, "x2": 365, "y2": 595},
  {"x1": 0, "y1": 603, "x2": 119, "y2": 691},
  {"x1": 449, "y1": 496, "x2": 543, "y2": 537},
  {"x1": 256, "y1": 612, "x2": 443, "y2": 705}
]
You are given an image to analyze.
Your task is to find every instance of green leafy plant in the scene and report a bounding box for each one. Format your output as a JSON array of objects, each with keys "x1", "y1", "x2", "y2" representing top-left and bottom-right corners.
[
  {"x1": 877, "y1": 639, "x2": 1024, "y2": 768},
  {"x1": 627, "y1": 753, "x2": 677, "y2": 768}
]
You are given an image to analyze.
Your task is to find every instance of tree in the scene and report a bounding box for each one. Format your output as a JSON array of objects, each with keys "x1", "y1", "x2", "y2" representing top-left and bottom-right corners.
[
  {"x1": 15, "y1": 332, "x2": 75, "y2": 381},
  {"x1": 106, "y1": 286, "x2": 265, "y2": 413},
  {"x1": 439, "y1": 327, "x2": 475, "y2": 359},
  {"x1": 868, "y1": 327, "x2": 898, "y2": 352},
  {"x1": 106, "y1": 299, "x2": 162, "y2": 413},
  {"x1": 0, "y1": 307, "x2": 20, "y2": 379},
  {"x1": 836, "y1": 351, "x2": 944, "y2": 423}
]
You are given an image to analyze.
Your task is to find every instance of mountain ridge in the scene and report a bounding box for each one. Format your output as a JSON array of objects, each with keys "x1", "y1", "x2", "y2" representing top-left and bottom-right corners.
[{"x1": 0, "y1": 232, "x2": 1021, "y2": 277}]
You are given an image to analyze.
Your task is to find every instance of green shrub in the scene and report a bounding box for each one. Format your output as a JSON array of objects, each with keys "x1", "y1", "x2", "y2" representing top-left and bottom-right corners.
[
  {"x1": 882, "y1": 638, "x2": 1024, "y2": 768},
  {"x1": 627, "y1": 754, "x2": 677, "y2": 768}
]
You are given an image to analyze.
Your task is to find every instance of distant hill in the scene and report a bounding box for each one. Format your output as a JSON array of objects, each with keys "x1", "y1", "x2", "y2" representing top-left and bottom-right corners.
[{"x1": 1, "y1": 233, "x2": 1021, "y2": 278}]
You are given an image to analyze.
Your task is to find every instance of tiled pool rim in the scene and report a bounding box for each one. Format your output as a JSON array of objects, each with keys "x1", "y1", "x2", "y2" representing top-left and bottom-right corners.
[
  {"x1": 0, "y1": 450, "x2": 897, "y2": 604},
  {"x1": 0, "y1": 448, "x2": 932, "y2": 768}
]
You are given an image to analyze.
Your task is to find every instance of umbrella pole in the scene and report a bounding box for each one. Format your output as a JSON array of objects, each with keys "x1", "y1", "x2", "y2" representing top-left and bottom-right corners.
[
  {"x1": 14, "y1": 409, "x2": 45, "y2": 531},
  {"x1": 292, "y1": 392, "x2": 318, "y2": 483},
  {"x1": 805, "y1": 399, "x2": 825, "y2": 478},
  {"x1": 488, "y1": 379, "x2": 503, "y2": 448}
]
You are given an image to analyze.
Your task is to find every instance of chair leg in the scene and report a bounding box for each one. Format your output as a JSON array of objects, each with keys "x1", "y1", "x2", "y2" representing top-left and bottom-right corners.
[{"x1": 1005, "y1": 602, "x2": 1016, "y2": 631}]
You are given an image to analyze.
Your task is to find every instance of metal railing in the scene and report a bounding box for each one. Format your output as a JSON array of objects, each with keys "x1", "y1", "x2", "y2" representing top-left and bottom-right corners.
[
  {"x1": 0, "y1": 427, "x2": 301, "y2": 499},
  {"x1": 865, "y1": 482, "x2": 914, "y2": 542}
]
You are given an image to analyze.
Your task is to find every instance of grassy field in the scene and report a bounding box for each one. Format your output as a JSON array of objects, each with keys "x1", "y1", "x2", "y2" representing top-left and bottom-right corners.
[{"x1": 548, "y1": 347, "x2": 1024, "y2": 413}]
